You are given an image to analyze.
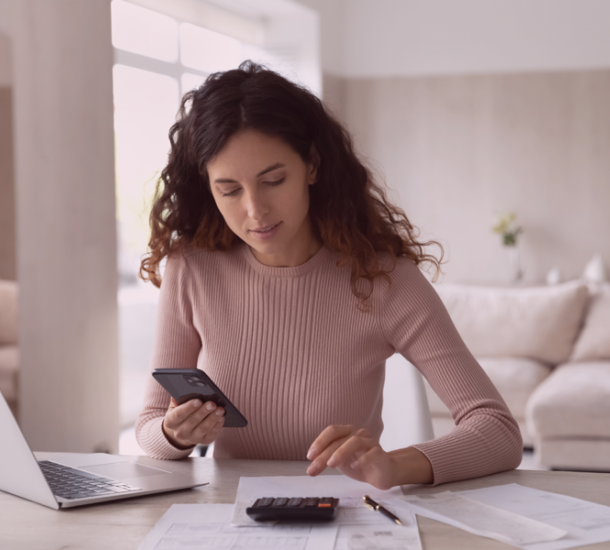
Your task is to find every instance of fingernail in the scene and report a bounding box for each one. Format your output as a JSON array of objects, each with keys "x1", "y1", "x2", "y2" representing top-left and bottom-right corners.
[
  {"x1": 192, "y1": 400, "x2": 201, "y2": 408},
  {"x1": 215, "y1": 409, "x2": 224, "y2": 416},
  {"x1": 306, "y1": 447, "x2": 316, "y2": 460},
  {"x1": 206, "y1": 402, "x2": 215, "y2": 411},
  {"x1": 327, "y1": 456, "x2": 337, "y2": 468},
  {"x1": 350, "y1": 460, "x2": 360, "y2": 469}
]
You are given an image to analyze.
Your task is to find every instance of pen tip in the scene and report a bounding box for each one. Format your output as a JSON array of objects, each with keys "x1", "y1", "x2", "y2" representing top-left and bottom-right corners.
[{"x1": 396, "y1": 519, "x2": 402, "y2": 525}]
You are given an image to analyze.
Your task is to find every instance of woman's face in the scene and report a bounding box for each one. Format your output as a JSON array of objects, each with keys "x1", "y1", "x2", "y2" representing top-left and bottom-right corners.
[{"x1": 207, "y1": 130, "x2": 319, "y2": 267}]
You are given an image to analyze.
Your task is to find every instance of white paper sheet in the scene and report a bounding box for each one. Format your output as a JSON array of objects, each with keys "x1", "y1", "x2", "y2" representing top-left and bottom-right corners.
[
  {"x1": 335, "y1": 523, "x2": 423, "y2": 550},
  {"x1": 390, "y1": 491, "x2": 567, "y2": 547},
  {"x1": 231, "y1": 475, "x2": 404, "y2": 526},
  {"x1": 136, "y1": 503, "x2": 339, "y2": 550},
  {"x1": 332, "y1": 496, "x2": 414, "y2": 526},
  {"x1": 459, "y1": 483, "x2": 610, "y2": 550}
]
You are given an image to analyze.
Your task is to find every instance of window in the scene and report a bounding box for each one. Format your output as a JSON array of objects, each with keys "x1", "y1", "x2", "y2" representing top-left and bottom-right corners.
[{"x1": 111, "y1": 0, "x2": 319, "y2": 451}]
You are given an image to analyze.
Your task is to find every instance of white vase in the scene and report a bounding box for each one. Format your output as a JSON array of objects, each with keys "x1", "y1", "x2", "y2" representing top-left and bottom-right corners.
[{"x1": 507, "y1": 246, "x2": 523, "y2": 283}]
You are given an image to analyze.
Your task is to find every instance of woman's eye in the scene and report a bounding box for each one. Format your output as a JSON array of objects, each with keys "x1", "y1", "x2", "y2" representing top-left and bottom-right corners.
[
  {"x1": 265, "y1": 177, "x2": 285, "y2": 186},
  {"x1": 221, "y1": 189, "x2": 240, "y2": 197}
]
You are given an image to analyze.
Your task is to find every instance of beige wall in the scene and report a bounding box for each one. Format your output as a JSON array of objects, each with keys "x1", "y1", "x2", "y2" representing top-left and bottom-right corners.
[
  {"x1": 325, "y1": 70, "x2": 610, "y2": 285},
  {"x1": 0, "y1": 26, "x2": 14, "y2": 281},
  {"x1": 13, "y1": 0, "x2": 119, "y2": 452},
  {"x1": 0, "y1": 86, "x2": 15, "y2": 281}
]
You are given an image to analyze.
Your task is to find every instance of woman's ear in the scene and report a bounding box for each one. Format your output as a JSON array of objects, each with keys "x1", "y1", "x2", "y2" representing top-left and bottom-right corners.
[{"x1": 307, "y1": 145, "x2": 320, "y2": 185}]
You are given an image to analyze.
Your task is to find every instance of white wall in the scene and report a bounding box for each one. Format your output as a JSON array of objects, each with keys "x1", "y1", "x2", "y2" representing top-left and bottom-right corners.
[
  {"x1": 298, "y1": 0, "x2": 610, "y2": 77},
  {"x1": 289, "y1": 0, "x2": 344, "y2": 76},
  {"x1": 340, "y1": 71, "x2": 610, "y2": 285}
]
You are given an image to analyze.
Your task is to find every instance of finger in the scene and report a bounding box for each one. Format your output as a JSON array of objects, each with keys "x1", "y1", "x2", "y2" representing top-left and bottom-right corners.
[
  {"x1": 307, "y1": 438, "x2": 348, "y2": 476},
  {"x1": 350, "y1": 445, "x2": 386, "y2": 470},
  {"x1": 307, "y1": 425, "x2": 354, "y2": 460},
  {"x1": 327, "y1": 432, "x2": 376, "y2": 469},
  {"x1": 200, "y1": 416, "x2": 225, "y2": 445},
  {"x1": 190, "y1": 409, "x2": 225, "y2": 441},
  {"x1": 164, "y1": 399, "x2": 203, "y2": 430},
  {"x1": 175, "y1": 401, "x2": 225, "y2": 443},
  {"x1": 171, "y1": 400, "x2": 217, "y2": 436},
  {"x1": 166, "y1": 399, "x2": 214, "y2": 431}
]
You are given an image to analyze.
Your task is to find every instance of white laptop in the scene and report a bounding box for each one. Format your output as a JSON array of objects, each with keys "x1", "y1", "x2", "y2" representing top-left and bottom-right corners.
[{"x1": 0, "y1": 392, "x2": 208, "y2": 509}]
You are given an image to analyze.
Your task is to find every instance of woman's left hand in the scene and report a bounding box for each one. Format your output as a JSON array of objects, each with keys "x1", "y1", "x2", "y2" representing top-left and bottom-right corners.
[{"x1": 306, "y1": 425, "x2": 398, "y2": 490}]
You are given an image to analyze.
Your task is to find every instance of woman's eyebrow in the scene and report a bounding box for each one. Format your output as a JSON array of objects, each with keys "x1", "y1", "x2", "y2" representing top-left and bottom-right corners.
[{"x1": 213, "y1": 163, "x2": 285, "y2": 184}]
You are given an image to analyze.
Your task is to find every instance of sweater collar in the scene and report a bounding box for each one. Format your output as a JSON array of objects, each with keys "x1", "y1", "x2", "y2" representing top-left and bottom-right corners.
[{"x1": 241, "y1": 242, "x2": 333, "y2": 278}]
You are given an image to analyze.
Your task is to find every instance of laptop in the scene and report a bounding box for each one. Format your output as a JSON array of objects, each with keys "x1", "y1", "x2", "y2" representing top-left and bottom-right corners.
[{"x1": 0, "y1": 392, "x2": 208, "y2": 509}]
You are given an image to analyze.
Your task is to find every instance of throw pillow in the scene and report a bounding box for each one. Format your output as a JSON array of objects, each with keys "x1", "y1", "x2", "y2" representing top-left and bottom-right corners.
[
  {"x1": 435, "y1": 281, "x2": 588, "y2": 365},
  {"x1": 571, "y1": 283, "x2": 610, "y2": 361}
]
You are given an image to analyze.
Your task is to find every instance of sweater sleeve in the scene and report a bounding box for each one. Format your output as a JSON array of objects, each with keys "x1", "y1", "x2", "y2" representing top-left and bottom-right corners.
[
  {"x1": 135, "y1": 252, "x2": 202, "y2": 459},
  {"x1": 377, "y1": 259, "x2": 523, "y2": 485}
]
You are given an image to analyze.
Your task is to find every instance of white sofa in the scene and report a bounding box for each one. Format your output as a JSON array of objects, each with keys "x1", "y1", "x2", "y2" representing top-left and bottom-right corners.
[
  {"x1": 427, "y1": 280, "x2": 610, "y2": 472},
  {"x1": 0, "y1": 280, "x2": 18, "y2": 418}
]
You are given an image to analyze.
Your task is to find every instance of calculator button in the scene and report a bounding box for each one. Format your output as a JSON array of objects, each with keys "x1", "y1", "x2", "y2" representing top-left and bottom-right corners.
[
  {"x1": 287, "y1": 498, "x2": 303, "y2": 507},
  {"x1": 304, "y1": 498, "x2": 319, "y2": 507},
  {"x1": 320, "y1": 498, "x2": 334, "y2": 504},
  {"x1": 273, "y1": 498, "x2": 288, "y2": 507},
  {"x1": 318, "y1": 503, "x2": 332, "y2": 508},
  {"x1": 257, "y1": 498, "x2": 274, "y2": 507}
]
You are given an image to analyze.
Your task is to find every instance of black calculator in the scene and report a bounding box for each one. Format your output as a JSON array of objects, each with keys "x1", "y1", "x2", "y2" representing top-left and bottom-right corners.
[{"x1": 246, "y1": 497, "x2": 340, "y2": 522}]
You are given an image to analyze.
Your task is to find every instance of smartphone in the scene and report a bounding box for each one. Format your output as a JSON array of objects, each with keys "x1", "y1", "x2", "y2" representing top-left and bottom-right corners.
[{"x1": 152, "y1": 368, "x2": 248, "y2": 428}]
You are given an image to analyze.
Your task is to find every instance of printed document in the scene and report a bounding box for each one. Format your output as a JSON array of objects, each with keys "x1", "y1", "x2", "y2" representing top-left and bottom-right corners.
[
  {"x1": 231, "y1": 475, "x2": 403, "y2": 526},
  {"x1": 460, "y1": 483, "x2": 610, "y2": 550},
  {"x1": 334, "y1": 495, "x2": 422, "y2": 550},
  {"x1": 391, "y1": 491, "x2": 566, "y2": 547},
  {"x1": 392, "y1": 483, "x2": 610, "y2": 550},
  {"x1": 136, "y1": 503, "x2": 338, "y2": 550},
  {"x1": 231, "y1": 475, "x2": 422, "y2": 549},
  {"x1": 334, "y1": 523, "x2": 422, "y2": 550}
]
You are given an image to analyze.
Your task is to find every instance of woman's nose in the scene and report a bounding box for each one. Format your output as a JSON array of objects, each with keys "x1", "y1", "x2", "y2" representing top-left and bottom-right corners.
[{"x1": 245, "y1": 191, "x2": 269, "y2": 220}]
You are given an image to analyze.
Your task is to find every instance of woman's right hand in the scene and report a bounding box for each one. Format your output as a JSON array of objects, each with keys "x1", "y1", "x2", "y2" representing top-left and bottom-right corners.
[{"x1": 162, "y1": 397, "x2": 225, "y2": 449}]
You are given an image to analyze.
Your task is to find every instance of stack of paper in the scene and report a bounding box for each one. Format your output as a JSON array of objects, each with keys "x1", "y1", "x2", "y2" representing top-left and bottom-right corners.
[
  {"x1": 137, "y1": 475, "x2": 422, "y2": 550},
  {"x1": 392, "y1": 483, "x2": 610, "y2": 549},
  {"x1": 136, "y1": 477, "x2": 610, "y2": 550}
]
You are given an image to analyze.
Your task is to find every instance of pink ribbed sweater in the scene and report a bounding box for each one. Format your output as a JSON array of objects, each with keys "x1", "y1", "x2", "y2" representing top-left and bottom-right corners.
[{"x1": 136, "y1": 244, "x2": 522, "y2": 485}]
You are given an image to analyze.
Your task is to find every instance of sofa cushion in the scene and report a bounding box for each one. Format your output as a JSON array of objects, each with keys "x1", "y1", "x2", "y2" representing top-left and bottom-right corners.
[
  {"x1": 477, "y1": 358, "x2": 552, "y2": 420},
  {"x1": 571, "y1": 283, "x2": 610, "y2": 361},
  {"x1": 435, "y1": 281, "x2": 588, "y2": 364},
  {"x1": 526, "y1": 361, "x2": 610, "y2": 440},
  {"x1": 425, "y1": 357, "x2": 551, "y2": 421},
  {"x1": 535, "y1": 439, "x2": 610, "y2": 471},
  {"x1": 0, "y1": 345, "x2": 19, "y2": 402},
  {"x1": 0, "y1": 280, "x2": 18, "y2": 345}
]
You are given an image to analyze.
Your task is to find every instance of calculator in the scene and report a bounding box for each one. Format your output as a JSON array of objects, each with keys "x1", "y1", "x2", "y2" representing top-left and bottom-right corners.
[{"x1": 246, "y1": 497, "x2": 340, "y2": 522}]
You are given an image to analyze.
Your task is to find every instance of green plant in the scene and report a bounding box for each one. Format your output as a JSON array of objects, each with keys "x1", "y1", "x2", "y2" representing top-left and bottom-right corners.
[{"x1": 492, "y1": 212, "x2": 523, "y2": 247}]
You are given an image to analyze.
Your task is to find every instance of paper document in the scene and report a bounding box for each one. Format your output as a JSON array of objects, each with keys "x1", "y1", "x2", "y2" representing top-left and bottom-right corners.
[
  {"x1": 230, "y1": 475, "x2": 423, "y2": 550},
  {"x1": 231, "y1": 475, "x2": 403, "y2": 526},
  {"x1": 460, "y1": 483, "x2": 610, "y2": 550},
  {"x1": 335, "y1": 524, "x2": 422, "y2": 550},
  {"x1": 136, "y1": 503, "x2": 338, "y2": 550},
  {"x1": 333, "y1": 495, "x2": 415, "y2": 526},
  {"x1": 391, "y1": 491, "x2": 567, "y2": 547}
]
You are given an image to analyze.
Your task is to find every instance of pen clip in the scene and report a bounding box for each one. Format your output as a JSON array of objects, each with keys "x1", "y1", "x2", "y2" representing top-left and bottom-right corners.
[{"x1": 363, "y1": 495, "x2": 380, "y2": 511}]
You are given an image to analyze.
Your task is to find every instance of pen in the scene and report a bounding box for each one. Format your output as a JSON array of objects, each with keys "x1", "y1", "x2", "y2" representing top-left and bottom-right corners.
[{"x1": 363, "y1": 495, "x2": 403, "y2": 526}]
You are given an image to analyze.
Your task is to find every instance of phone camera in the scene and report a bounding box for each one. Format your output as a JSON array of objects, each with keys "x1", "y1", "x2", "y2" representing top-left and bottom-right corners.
[{"x1": 184, "y1": 375, "x2": 207, "y2": 388}]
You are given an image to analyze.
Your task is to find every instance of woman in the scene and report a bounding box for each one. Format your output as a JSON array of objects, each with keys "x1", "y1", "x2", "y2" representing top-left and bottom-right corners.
[{"x1": 137, "y1": 61, "x2": 522, "y2": 489}]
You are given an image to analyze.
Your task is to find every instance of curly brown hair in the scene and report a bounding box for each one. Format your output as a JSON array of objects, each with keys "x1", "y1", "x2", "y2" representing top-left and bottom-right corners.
[{"x1": 141, "y1": 61, "x2": 442, "y2": 306}]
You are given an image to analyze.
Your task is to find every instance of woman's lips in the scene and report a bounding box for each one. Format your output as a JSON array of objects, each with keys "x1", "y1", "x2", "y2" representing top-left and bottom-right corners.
[{"x1": 249, "y1": 222, "x2": 281, "y2": 240}]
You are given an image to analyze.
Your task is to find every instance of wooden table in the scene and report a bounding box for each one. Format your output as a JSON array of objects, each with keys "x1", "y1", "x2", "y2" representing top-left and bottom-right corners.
[{"x1": 1, "y1": 452, "x2": 610, "y2": 549}]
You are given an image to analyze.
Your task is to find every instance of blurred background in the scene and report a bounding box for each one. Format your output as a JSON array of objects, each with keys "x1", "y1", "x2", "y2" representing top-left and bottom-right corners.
[{"x1": 0, "y1": 0, "x2": 608, "y2": 469}]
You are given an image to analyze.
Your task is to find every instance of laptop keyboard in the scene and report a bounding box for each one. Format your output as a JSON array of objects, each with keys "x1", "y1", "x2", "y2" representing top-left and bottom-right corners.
[{"x1": 39, "y1": 460, "x2": 143, "y2": 500}]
